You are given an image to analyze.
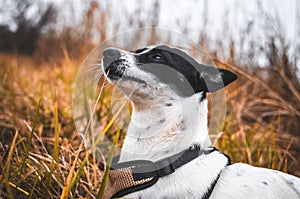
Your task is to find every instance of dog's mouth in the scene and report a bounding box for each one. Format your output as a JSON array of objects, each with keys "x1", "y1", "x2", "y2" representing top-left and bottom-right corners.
[
  {"x1": 104, "y1": 62, "x2": 146, "y2": 85},
  {"x1": 120, "y1": 75, "x2": 146, "y2": 84},
  {"x1": 104, "y1": 64, "x2": 125, "y2": 81}
]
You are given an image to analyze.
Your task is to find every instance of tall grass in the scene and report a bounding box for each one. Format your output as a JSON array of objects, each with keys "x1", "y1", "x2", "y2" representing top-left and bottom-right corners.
[
  {"x1": 0, "y1": 40, "x2": 299, "y2": 198},
  {"x1": 0, "y1": 55, "x2": 101, "y2": 198},
  {"x1": 0, "y1": 1, "x2": 300, "y2": 198}
]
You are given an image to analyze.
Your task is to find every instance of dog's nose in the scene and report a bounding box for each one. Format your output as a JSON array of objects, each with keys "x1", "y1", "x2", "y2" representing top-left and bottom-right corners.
[{"x1": 103, "y1": 47, "x2": 121, "y2": 70}]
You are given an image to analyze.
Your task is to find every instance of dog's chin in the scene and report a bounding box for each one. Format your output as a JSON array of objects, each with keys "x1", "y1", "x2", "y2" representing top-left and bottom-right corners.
[
  {"x1": 105, "y1": 74, "x2": 149, "y2": 97},
  {"x1": 106, "y1": 75, "x2": 145, "y2": 87},
  {"x1": 118, "y1": 75, "x2": 147, "y2": 84}
]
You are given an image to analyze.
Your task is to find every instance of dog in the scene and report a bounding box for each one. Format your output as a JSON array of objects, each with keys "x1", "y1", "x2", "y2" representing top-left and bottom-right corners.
[{"x1": 102, "y1": 45, "x2": 300, "y2": 198}]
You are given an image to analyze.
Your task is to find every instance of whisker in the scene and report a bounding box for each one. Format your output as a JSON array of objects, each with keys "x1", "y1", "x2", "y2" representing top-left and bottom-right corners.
[
  {"x1": 84, "y1": 66, "x2": 102, "y2": 73},
  {"x1": 87, "y1": 58, "x2": 102, "y2": 61}
]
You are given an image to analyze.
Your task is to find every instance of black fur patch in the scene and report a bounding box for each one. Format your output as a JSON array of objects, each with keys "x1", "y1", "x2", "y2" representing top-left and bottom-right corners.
[{"x1": 134, "y1": 45, "x2": 237, "y2": 97}]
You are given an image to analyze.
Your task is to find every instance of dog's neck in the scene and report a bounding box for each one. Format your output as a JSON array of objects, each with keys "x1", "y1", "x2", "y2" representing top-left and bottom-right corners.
[{"x1": 119, "y1": 93, "x2": 211, "y2": 162}]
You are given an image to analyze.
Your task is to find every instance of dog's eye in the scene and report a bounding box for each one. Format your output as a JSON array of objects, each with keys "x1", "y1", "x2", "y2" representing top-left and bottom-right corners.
[{"x1": 152, "y1": 54, "x2": 163, "y2": 61}]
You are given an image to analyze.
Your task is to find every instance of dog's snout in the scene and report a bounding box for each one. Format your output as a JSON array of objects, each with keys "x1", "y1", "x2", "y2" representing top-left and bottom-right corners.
[{"x1": 103, "y1": 47, "x2": 121, "y2": 70}]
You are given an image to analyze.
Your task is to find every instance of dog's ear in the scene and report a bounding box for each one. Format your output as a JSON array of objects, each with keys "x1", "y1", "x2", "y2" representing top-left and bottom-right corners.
[{"x1": 199, "y1": 66, "x2": 237, "y2": 92}]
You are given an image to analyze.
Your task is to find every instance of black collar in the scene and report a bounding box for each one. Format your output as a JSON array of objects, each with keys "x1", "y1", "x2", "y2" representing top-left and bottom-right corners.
[
  {"x1": 107, "y1": 145, "x2": 230, "y2": 198},
  {"x1": 113, "y1": 145, "x2": 217, "y2": 180}
]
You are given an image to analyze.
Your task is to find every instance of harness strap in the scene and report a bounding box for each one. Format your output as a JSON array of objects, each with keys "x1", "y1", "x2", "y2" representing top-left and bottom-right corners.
[{"x1": 101, "y1": 146, "x2": 229, "y2": 199}]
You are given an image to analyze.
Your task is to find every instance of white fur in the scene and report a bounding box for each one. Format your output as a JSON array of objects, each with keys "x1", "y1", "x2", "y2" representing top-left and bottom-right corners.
[
  {"x1": 102, "y1": 47, "x2": 300, "y2": 198},
  {"x1": 119, "y1": 94, "x2": 211, "y2": 162},
  {"x1": 211, "y1": 163, "x2": 300, "y2": 199},
  {"x1": 121, "y1": 94, "x2": 300, "y2": 198}
]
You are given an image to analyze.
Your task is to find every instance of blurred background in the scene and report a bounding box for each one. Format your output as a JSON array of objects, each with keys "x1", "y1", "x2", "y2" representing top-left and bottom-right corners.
[{"x1": 0, "y1": 0, "x2": 299, "y2": 198}]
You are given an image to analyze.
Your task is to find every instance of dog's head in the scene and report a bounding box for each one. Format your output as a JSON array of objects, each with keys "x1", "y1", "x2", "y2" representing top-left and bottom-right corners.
[{"x1": 102, "y1": 45, "x2": 237, "y2": 104}]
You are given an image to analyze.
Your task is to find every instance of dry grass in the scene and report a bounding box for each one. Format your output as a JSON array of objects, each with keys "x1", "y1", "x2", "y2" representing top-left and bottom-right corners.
[
  {"x1": 0, "y1": 55, "x2": 96, "y2": 198},
  {"x1": 0, "y1": 1, "x2": 300, "y2": 198},
  {"x1": 214, "y1": 58, "x2": 300, "y2": 175},
  {"x1": 0, "y1": 42, "x2": 299, "y2": 198}
]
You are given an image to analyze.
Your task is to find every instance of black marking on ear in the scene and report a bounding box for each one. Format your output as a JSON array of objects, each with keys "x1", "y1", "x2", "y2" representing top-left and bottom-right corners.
[{"x1": 199, "y1": 67, "x2": 237, "y2": 93}]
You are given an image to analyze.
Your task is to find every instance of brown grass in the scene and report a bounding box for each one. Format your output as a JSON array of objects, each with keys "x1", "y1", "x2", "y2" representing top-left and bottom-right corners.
[{"x1": 0, "y1": 1, "x2": 300, "y2": 198}]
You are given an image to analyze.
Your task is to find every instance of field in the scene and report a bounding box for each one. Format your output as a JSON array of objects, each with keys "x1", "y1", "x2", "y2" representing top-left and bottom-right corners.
[{"x1": 0, "y1": 1, "x2": 300, "y2": 198}]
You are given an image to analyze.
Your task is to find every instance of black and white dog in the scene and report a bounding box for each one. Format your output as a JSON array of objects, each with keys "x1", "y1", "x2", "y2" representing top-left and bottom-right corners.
[{"x1": 102, "y1": 45, "x2": 300, "y2": 198}]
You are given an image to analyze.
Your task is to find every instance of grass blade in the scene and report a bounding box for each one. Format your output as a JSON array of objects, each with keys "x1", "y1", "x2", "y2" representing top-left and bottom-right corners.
[
  {"x1": 60, "y1": 143, "x2": 83, "y2": 199},
  {"x1": 66, "y1": 100, "x2": 127, "y2": 197},
  {"x1": 53, "y1": 100, "x2": 59, "y2": 164},
  {"x1": 3, "y1": 130, "x2": 19, "y2": 199},
  {"x1": 14, "y1": 98, "x2": 42, "y2": 181},
  {"x1": 96, "y1": 127, "x2": 121, "y2": 199}
]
